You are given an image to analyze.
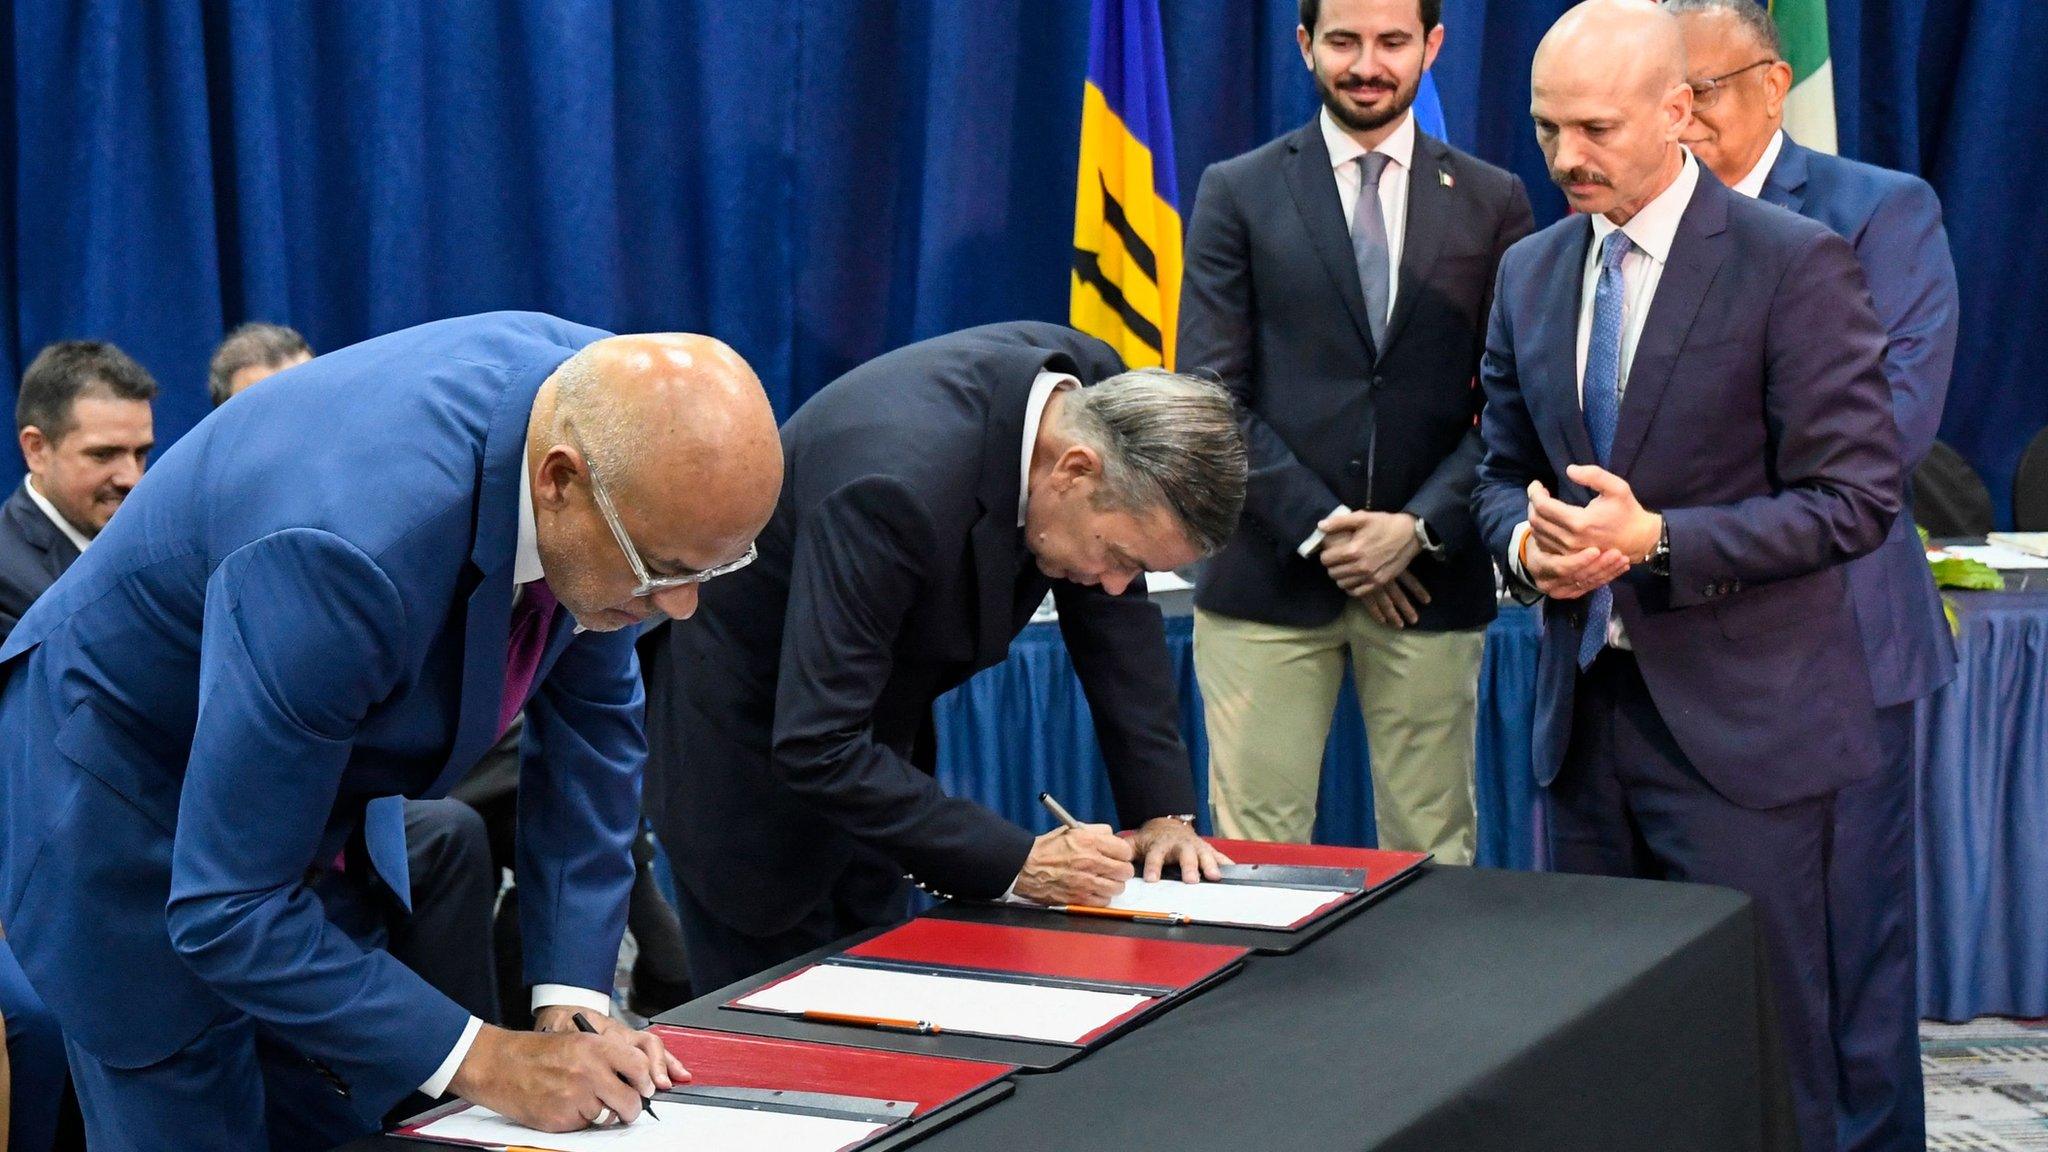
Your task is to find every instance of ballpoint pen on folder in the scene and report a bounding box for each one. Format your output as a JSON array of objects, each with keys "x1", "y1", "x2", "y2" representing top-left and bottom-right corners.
[
  {"x1": 571, "y1": 1012, "x2": 659, "y2": 1122},
  {"x1": 1050, "y1": 904, "x2": 1189, "y2": 925},
  {"x1": 801, "y1": 1009, "x2": 943, "y2": 1034}
]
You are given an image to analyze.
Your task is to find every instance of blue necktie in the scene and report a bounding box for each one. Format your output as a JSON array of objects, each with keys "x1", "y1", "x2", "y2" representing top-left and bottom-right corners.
[
  {"x1": 1578, "y1": 230, "x2": 1633, "y2": 670},
  {"x1": 1353, "y1": 152, "x2": 1393, "y2": 351}
]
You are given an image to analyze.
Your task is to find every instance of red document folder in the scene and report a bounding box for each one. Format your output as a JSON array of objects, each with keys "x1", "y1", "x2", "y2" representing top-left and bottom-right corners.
[
  {"x1": 392, "y1": 1025, "x2": 1017, "y2": 1147},
  {"x1": 1208, "y1": 838, "x2": 1430, "y2": 892},
  {"x1": 729, "y1": 918, "x2": 1249, "y2": 1046}
]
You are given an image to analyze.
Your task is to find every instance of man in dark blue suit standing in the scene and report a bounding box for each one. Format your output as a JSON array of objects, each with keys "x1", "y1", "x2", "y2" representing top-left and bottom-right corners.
[
  {"x1": 1674, "y1": 4, "x2": 1959, "y2": 1146},
  {"x1": 1472, "y1": 4, "x2": 1900, "y2": 1150},
  {"x1": 0, "y1": 313, "x2": 785, "y2": 1149}
]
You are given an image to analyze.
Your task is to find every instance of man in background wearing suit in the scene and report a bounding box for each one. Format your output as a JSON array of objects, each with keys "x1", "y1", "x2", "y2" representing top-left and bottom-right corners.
[
  {"x1": 1673, "y1": 4, "x2": 1958, "y2": 1146},
  {"x1": 1180, "y1": 0, "x2": 1533, "y2": 859},
  {"x1": 643, "y1": 322, "x2": 1247, "y2": 992},
  {"x1": 0, "y1": 312, "x2": 784, "y2": 1149},
  {"x1": 1472, "y1": 4, "x2": 1899, "y2": 1149},
  {"x1": 0, "y1": 341, "x2": 155, "y2": 642}
]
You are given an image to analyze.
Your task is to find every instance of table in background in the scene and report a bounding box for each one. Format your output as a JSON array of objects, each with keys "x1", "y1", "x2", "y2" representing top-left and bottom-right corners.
[{"x1": 936, "y1": 590, "x2": 2048, "y2": 1020}]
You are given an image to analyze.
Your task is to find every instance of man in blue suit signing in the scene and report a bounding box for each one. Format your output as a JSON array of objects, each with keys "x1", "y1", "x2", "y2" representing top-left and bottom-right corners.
[
  {"x1": 1672, "y1": 5, "x2": 1960, "y2": 1147},
  {"x1": 1472, "y1": 4, "x2": 1900, "y2": 1150},
  {"x1": 0, "y1": 312, "x2": 785, "y2": 1149}
]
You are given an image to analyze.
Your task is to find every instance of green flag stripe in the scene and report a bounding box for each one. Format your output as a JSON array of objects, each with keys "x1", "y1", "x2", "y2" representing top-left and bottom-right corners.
[{"x1": 1770, "y1": 0, "x2": 1831, "y2": 85}]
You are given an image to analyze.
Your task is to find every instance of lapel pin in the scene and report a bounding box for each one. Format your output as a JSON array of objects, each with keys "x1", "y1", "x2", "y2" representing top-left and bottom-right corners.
[{"x1": 1439, "y1": 169, "x2": 1455, "y2": 188}]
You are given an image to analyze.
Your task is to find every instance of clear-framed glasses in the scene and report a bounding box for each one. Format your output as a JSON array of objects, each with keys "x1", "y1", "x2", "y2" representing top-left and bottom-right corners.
[
  {"x1": 1689, "y1": 59, "x2": 1776, "y2": 111},
  {"x1": 566, "y1": 425, "x2": 757, "y2": 598}
]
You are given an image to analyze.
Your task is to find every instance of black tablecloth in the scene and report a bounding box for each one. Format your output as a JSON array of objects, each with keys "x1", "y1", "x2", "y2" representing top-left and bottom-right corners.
[{"x1": 337, "y1": 867, "x2": 1794, "y2": 1152}]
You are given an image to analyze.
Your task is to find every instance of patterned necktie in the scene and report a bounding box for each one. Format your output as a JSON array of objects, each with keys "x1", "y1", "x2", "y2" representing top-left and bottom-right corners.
[
  {"x1": 1353, "y1": 152, "x2": 1394, "y2": 351},
  {"x1": 1578, "y1": 230, "x2": 1634, "y2": 670},
  {"x1": 500, "y1": 579, "x2": 559, "y2": 737}
]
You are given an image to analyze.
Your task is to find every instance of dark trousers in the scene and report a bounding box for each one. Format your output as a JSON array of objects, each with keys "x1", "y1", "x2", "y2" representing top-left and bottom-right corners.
[
  {"x1": 2, "y1": 937, "x2": 67, "y2": 1152},
  {"x1": 671, "y1": 852, "x2": 911, "y2": 995},
  {"x1": 1828, "y1": 702, "x2": 1923, "y2": 1152},
  {"x1": 1551, "y1": 649, "x2": 1839, "y2": 1152},
  {"x1": 390, "y1": 798, "x2": 500, "y2": 1024}
]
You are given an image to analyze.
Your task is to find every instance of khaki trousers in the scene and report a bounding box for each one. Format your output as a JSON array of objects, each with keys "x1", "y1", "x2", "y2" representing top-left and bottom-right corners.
[{"x1": 1195, "y1": 604, "x2": 1483, "y2": 863}]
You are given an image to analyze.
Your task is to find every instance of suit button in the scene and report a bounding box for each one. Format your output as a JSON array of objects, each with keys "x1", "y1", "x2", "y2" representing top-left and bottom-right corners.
[
  {"x1": 1703, "y1": 585, "x2": 1717, "y2": 599},
  {"x1": 1346, "y1": 458, "x2": 1365, "y2": 476},
  {"x1": 1372, "y1": 375, "x2": 1386, "y2": 389}
]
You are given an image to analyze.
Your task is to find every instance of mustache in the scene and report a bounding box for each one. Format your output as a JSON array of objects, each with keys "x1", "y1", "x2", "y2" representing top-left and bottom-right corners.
[
  {"x1": 1551, "y1": 167, "x2": 1613, "y2": 188},
  {"x1": 1336, "y1": 76, "x2": 1399, "y2": 93}
]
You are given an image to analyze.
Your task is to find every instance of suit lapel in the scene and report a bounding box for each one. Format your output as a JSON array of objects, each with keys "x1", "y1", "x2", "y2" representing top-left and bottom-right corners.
[
  {"x1": 1380, "y1": 135, "x2": 1450, "y2": 353},
  {"x1": 1282, "y1": 121, "x2": 1378, "y2": 358},
  {"x1": 968, "y1": 359, "x2": 1038, "y2": 667},
  {"x1": 436, "y1": 374, "x2": 545, "y2": 786},
  {"x1": 1760, "y1": 136, "x2": 1810, "y2": 215},
  {"x1": 6, "y1": 483, "x2": 79, "y2": 575},
  {"x1": 1541, "y1": 219, "x2": 1599, "y2": 469},
  {"x1": 1609, "y1": 176, "x2": 1732, "y2": 477}
]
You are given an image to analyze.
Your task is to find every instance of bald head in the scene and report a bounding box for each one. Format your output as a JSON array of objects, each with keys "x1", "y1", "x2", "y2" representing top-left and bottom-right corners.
[
  {"x1": 529, "y1": 333, "x2": 784, "y2": 630},
  {"x1": 1531, "y1": 0, "x2": 1695, "y2": 222}
]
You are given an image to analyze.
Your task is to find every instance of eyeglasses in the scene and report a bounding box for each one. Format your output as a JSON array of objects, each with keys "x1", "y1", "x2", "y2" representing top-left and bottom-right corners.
[
  {"x1": 1689, "y1": 59, "x2": 1776, "y2": 111},
  {"x1": 565, "y1": 424, "x2": 758, "y2": 598}
]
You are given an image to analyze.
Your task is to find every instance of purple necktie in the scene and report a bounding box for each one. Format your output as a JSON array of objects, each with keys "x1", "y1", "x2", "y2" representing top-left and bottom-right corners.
[{"x1": 500, "y1": 579, "x2": 559, "y2": 737}]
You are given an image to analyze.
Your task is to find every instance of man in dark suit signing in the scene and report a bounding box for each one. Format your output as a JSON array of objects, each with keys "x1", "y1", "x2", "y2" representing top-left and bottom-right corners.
[
  {"x1": 642, "y1": 321, "x2": 1248, "y2": 991},
  {"x1": 1180, "y1": 0, "x2": 1533, "y2": 859},
  {"x1": 0, "y1": 341, "x2": 156, "y2": 643},
  {"x1": 1471, "y1": 4, "x2": 1899, "y2": 1149}
]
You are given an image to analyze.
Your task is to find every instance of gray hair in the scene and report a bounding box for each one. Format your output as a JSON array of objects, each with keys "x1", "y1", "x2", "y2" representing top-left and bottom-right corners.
[
  {"x1": 208, "y1": 322, "x2": 312, "y2": 406},
  {"x1": 1056, "y1": 369, "x2": 1247, "y2": 556},
  {"x1": 548, "y1": 343, "x2": 645, "y2": 481},
  {"x1": 1662, "y1": 0, "x2": 1783, "y2": 57}
]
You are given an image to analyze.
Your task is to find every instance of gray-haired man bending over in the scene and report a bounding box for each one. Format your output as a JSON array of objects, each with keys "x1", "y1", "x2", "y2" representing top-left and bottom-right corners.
[{"x1": 641, "y1": 321, "x2": 1249, "y2": 991}]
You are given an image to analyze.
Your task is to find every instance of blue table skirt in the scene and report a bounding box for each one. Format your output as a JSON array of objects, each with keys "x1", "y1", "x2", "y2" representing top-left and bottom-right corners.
[{"x1": 933, "y1": 593, "x2": 2048, "y2": 1021}]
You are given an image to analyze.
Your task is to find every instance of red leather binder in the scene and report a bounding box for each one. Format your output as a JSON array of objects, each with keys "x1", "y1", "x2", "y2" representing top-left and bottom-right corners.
[
  {"x1": 1206, "y1": 838, "x2": 1430, "y2": 899},
  {"x1": 391, "y1": 1025, "x2": 1017, "y2": 1150},
  {"x1": 726, "y1": 918, "x2": 1248, "y2": 1048}
]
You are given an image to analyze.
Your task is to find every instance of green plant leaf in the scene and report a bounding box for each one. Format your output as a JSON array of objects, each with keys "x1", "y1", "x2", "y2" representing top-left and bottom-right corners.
[{"x1": 1929, "y1": 556, "x2": 2006, "y2": 591}]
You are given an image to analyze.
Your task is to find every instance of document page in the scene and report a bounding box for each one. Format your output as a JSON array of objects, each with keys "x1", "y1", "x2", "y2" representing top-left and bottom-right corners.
[
  {"x1": 412, "y1": 1099, "x2": 886, "y2": 1152},
  {"x1": 735, "y1": 962, "x2": 1151, "y2": 1044},
  {"x1": 1105, "y1": 878, "x2": 1351, "y2": 929}
]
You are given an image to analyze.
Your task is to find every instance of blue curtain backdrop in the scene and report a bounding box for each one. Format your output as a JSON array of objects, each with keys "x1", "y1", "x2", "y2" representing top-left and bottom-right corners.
[{"x1": 1, "y1": 0, "x2": 2041, "y2": 520}]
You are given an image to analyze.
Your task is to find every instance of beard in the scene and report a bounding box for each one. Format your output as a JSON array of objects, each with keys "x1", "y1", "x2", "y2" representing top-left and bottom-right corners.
[{"x1": 1315, "y1": 66, "x2": 1422, "y2": 134}]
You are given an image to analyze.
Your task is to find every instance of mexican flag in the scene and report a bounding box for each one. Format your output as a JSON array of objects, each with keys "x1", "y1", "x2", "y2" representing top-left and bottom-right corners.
[{"x1": 1771, "y1": 0, "x2": 1837, "y2": 154}]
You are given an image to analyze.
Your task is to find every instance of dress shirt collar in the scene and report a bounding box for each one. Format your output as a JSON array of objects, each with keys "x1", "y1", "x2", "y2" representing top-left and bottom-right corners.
[
  {"x1": 514, "y1": 430, "x2": 543, "y2": 586},
  {"x1": 1321, "y1": 106, "x2": 1416, "y2": 175},
  {"x1": 23, "y1": 475, "x2": 94, "y2": 553},
  {"x1": 1019, "y1": 370, "x2": 1080, "y2": 528},
  {"x1": 1588, "y1": 149, "x2": 1700, "y2": 266},
  {"x1": 1731, "y1": 129, "x2": 1787, "y2": 199}
]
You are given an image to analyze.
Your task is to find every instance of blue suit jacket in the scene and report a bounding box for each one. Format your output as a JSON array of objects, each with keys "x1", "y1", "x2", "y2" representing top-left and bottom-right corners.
[
  {"x1": 0, "y1": 480, "x2": 81, "y2": 644},
  {"x1": 0, "y1": 312, "x2": 644, "y2": 1118},
  {"x1": 1763, "y1": 137, "x2": 1959, "y2": 707},
  {"x1": 1473, "y1": 170, "x2": 1902, "y2": 809}
]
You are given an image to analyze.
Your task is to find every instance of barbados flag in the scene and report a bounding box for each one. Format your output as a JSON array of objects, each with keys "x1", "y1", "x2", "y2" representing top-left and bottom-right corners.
[{"x1": 1071, "y1": 0, "x2": 1181, "y2": 370}]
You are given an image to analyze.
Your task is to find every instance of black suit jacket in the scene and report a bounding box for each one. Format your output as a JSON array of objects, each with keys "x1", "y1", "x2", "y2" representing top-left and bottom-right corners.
[
  {"x1": 1181, "y1": 118, "x2": 1534, "y2": 630},
  {"x1": 643, "y1": 322, "x2": 1198, "y2": 937},
  {"x1": 0, "y1": 481, "x2": 81, "y2": 644}
]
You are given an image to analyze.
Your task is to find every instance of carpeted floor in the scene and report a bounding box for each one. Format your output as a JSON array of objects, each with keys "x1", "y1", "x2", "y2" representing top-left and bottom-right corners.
[{"x1": 1926, "y1": 1018, "x2": 2048, "y2": 1150}]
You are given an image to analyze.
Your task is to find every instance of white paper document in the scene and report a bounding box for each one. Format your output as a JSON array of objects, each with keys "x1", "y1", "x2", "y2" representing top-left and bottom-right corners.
[
  {"x1": 413, "y1": 1099, "x2": 886, "y2": 1152},
  {"x1": 1104, "y1": 878, "x2": 1351, "y2": 928},
  {"x1": 1943, "y1": 544, "x2": 2048, "y2": 570},
  {"x1": 735, "y1": 962, "x2": 1150, "y2": 1044}
]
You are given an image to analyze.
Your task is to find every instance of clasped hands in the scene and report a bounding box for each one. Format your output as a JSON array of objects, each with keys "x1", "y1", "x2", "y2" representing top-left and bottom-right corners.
[
  {"x1": 1521, "y1": 464, "x2": 1662, "y2": 601},
  {"x1": 1315, "y1": 509, "x2": 1431, "y2": 628},
  {"x1": 1012, "y1": 817, "x2": 1231, "y2": 906}
]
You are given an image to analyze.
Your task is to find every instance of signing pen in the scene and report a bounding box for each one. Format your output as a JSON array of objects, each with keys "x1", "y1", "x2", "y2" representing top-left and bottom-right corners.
[{"x1": 572, "y1": 1012, "x2": 658, "y2": 1122}]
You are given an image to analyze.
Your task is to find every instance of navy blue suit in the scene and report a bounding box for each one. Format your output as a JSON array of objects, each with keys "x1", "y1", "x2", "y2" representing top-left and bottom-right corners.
[
  {"x1": 0, "y1": 312, "x2": 646, "y2": 1150},
  {"x1": 0, "y1": 482, "x2": 80, "y2": 646},
  {"x1": 1762, "y1": 136, "x2": 1960, "y2": 1152},
  {"x1": 1474, "y1": 169, "x2": 1900, "y2": 1152}
]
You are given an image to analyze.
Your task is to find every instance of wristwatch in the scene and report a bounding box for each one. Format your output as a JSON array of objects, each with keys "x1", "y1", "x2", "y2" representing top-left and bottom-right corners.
[{"x1": 1647, "y1": 518, "x2": 1671, "y2": 576}]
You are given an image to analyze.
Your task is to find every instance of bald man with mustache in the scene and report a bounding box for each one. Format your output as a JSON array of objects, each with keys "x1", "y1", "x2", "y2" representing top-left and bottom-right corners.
[{"x1": 1472, "y1": 4, "x2": 1900, "y2": 1148}]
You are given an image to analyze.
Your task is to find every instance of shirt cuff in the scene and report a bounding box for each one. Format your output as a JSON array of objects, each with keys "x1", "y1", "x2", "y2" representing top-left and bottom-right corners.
[
  {"x1": 1509, "y1": 522, "x2": 1533, "y2": 582},
  {"x1": 1300, "y1": 504, "x2": 1354, "y2": 557},
  {"x1": 419, "y1": 1016, "x2": 484, "y2": 1098},
  {"x1": 533, "y1": 984, "x2": 614, "y2": 1017}
]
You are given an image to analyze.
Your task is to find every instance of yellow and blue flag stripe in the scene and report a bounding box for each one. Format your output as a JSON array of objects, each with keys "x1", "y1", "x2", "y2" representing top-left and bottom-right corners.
[{"x1": 1071, "y1": 0, "x2": 1181, "y2": 370}]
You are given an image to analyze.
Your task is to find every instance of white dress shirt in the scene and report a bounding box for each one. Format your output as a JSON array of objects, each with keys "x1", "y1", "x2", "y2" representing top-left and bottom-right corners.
[
  {"x1": 1513, "y1": 151, "x2": 1701, "y2": 650},
  {"x1": 1730, "y1": 129, "x2": 1787, "y2": 200},
  {"x1": 1300, "y1": 109, "x2": 1421, "y2": 558},
  {"x1": 1019, "y1": 370, "x2": 1079, "y2": 528},
  {"x1": 418, "y1": 430, "x2": 615, "y2": 1098},
  {"x1": 22, "y1": 476, "x2": 94, "y2": 553}
]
